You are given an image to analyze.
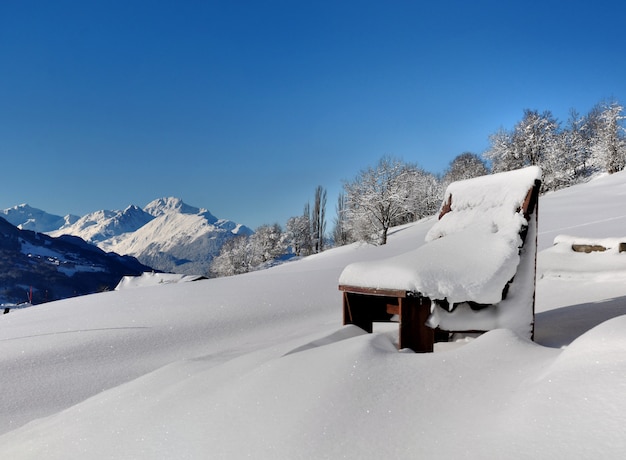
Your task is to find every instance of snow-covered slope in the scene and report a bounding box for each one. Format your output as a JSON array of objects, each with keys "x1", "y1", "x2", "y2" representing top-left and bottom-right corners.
[
  {"x1": 1, "y1": 172, "x2": 626, "y2": 458},
  {"x1": 46, "y1": 197, "x2": 253, "y2": 274},
  {"x1": 0, "y1": 204, "x2": 78, "y2": 232},
  {"x1": 49, "y1": 205, "x2": 154, "y2": 243}
]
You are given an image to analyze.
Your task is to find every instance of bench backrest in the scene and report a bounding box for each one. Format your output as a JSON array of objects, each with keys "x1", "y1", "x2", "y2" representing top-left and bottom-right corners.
[
  {"x1": 427, "y1": 166, "x2": 542, "y2": 339},
  {"x1": 427, "y1": 166, "x2": 541, "y2": 245}
]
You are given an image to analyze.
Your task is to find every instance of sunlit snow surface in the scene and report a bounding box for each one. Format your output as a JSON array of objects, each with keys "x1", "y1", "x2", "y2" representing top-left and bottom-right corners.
[{"x1": 2, "y1": 170, "x2": 626, "y2": 459}]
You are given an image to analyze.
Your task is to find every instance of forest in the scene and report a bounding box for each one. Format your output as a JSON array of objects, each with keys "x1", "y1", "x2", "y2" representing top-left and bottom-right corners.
[{"x1": 210, "y1": 99, "x2": 626, "y2": 277}]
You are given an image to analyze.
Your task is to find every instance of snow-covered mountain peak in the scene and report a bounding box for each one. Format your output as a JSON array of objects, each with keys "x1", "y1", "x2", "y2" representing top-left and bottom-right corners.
[
  {"x1": 5, "y1": 197, "x2": 252, "y2": 275},
  {"x1": 0, "y1": 203, "x2": 75, "y2": 233},
  {"x1": 50, "y1": 205, "x2": 154, "y2": 244},
  {"x1": 143, "y1": 197, "x2": 203, "y2": 217}
]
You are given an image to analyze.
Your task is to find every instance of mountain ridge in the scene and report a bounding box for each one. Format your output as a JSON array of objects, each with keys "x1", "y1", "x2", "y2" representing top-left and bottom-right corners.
[{"x1": 1, "y1": 198, "x2": 254, "y2": 276}]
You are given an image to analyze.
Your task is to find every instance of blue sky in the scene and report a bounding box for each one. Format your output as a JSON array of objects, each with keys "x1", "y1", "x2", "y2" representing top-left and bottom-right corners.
[{"x1": 1, "y1": 0, "x2": 625, "y2": 230}]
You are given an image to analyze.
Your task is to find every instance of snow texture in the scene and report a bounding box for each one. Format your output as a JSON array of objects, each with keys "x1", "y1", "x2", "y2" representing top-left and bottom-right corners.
[{"x1": 2, "y1": 168, "x2": 626, "y2": 459}]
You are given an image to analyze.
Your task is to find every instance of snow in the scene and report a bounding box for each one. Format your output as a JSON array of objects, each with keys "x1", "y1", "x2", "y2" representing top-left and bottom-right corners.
[
  {"x1": 539, "y1": 235, "x2": 626, "y2": 281},
  {"x1": 0, "y1": 204, "x2": 72, "y2": 233},
  {"x1": 115, "y1": 272, "x2": 206, "y2": 290},
  {"x1": 2, "y1": 169, "x2": 626, "y2": 458},
  {"x1": 425, "y1": 165, "x2": 541, "y2": 242}
]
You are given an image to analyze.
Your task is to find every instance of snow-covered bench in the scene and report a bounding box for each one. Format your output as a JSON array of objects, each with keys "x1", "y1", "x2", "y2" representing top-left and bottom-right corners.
[{"x1": 338, "y1": 166, "x2": 542, "y2": 352}]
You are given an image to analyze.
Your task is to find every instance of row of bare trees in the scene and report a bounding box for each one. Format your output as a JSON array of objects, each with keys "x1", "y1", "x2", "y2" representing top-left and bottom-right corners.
[{"x1": 210, "y1": 186, "x2": 328, "y2": 277}]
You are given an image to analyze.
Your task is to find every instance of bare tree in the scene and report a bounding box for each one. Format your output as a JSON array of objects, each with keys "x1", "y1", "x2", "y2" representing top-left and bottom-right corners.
[
  {"x1": 513, "y1": 109, "x2": 560, "y2": 167},
  {"x1": 442, "y1": 152, "x2": 489, "y2": 186},
  {"x1": 249, "y1": 223, "x2": 285, "y2": 264},
  {"x1": 211, "y1": 224, "x2": 285, "y2": 277},
  {"x1": 332, "y1": 192, "x2": 351, "y2": 246},
  {"x1": 285, "y1": 208, "x2": 312, "y2": 256},
  {"x1": 343, "y1": 156, "x2": 417, "y2": 245},
  {"x1": 484, "y1": 128, "x2": 518, "y2": 173},
  {"x1": 591, "y1": 100, "x2": 626, "y2": 174},
  {"x1": 311, "y1": 186, "x2": 327, "y2": 253},
  {"x1": 210, "y1": 235, "x2": 254, "y2": 277},
  {"x1": 484, "y1": 110, "x2": 559, "y2": 176}
]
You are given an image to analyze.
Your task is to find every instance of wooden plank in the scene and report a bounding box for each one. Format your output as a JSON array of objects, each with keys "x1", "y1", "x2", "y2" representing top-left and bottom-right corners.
[
  {"x1": 339, "y1": 284, "x2": 409, "y2": 299},
  {"x1": 386, "y1": 302, "x2": 400, "y2": 315},
  {"x1": 398, "y1": 296, "x2": 433, "y2": 352},
  {"x1": 572, "y1": 244, "x2": 607, "y2": 253},
  {"x1": 438, "y1": 194, "x2": 452, "y2": 220},
  {"x1": 517, "y1": 179, "x2": 541, "y2": 220}
]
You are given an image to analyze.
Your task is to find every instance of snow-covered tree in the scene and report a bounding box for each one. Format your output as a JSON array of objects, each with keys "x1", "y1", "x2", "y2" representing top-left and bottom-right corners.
[
  {"x1": 485, "y1": 110, "x2": 559, "y2": 178},
  {"x1": 210, "y1": 235, "x2": 255, "y2": 277},
  {"x1": 343, "y1": 156, "x2": 428, "y2": 245},
  {"x1": 484, "y1": 128, "x2": 518, "y2": 173},
  {"x1": 442, "y1": 152, "x2": 489, "y2": 186},
  {"x1": 402, "y1": 166, "x2": 443, "y2": 223},
  {"x1": 249, "y1": 223, "x2": 285, "y2": 264},
  {"x1": 211, "y1": 224, "x2": 286, "y2": 277},
  {"x1": 590, "y1": 100, "x2": 626, "y2": 174},
  {"x1": 565, "y1": 108, "x2": 594, "y2": 181},
  {"x1": 285, "y1": 213, "x2": 312, "y2": 256},
  {"x1": 513, "y1": 109, "x2": 560, "y2": 167}
]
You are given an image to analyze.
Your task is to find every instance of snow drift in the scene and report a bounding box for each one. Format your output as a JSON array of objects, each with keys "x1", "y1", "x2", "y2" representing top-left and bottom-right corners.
[{"x1": 1, "y1": 171, "x2": 626, "y2": 458}]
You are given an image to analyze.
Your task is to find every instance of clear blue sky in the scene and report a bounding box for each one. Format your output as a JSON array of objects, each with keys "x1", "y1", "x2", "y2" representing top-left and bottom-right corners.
[{"x1": 1, "y1": 0, "x2": 625, "y2": 229}]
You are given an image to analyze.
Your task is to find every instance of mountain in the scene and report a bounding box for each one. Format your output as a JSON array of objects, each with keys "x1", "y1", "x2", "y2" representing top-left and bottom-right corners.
[
  {"x1": 45, "y1": 197, "x2": 253, "y2": 275},
  {"x1": 0, "y1": 216, "x2": 152, "y2": 305},
  {"x1": 50, "y1": 205, "x2": 154, "y2": 244},
  {"x1": 0, "y1": 204, "x2": 79, "y2": 232}
]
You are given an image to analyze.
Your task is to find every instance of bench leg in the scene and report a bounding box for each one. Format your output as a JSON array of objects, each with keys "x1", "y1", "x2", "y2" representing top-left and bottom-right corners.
[
  {"x1": 343, "y1": 292, "x2": 393, "y2": 333},
  {"x1": 399, "y1": 296, "x2": 433, "y2": 352},
  {"x1": 343, "y1": 291, "x2": 374, "y2": 332}
]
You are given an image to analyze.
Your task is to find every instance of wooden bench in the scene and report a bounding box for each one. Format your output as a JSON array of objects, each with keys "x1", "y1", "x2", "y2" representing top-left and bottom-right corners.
[{"x1": 339, "y1": 166, "x2": 542, "y2": 352}]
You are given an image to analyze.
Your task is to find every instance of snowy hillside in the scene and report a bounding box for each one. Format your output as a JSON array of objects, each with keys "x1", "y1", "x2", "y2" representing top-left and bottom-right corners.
[
  {"x1": 0, "y1": 204, "x2": 78, "y2": 233},
  {"x1": 49, "y1": 205, "x2": 154, "y2": 244},
  {"x1": 0, "y1": 217, "x2": 152, "y2": 305},
  {"x1": 43, "y1": 197, "x2": 253, "y2": 274},
  {"x1": 1, "y1": 172, "x2": 626, "y2": 458}
]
